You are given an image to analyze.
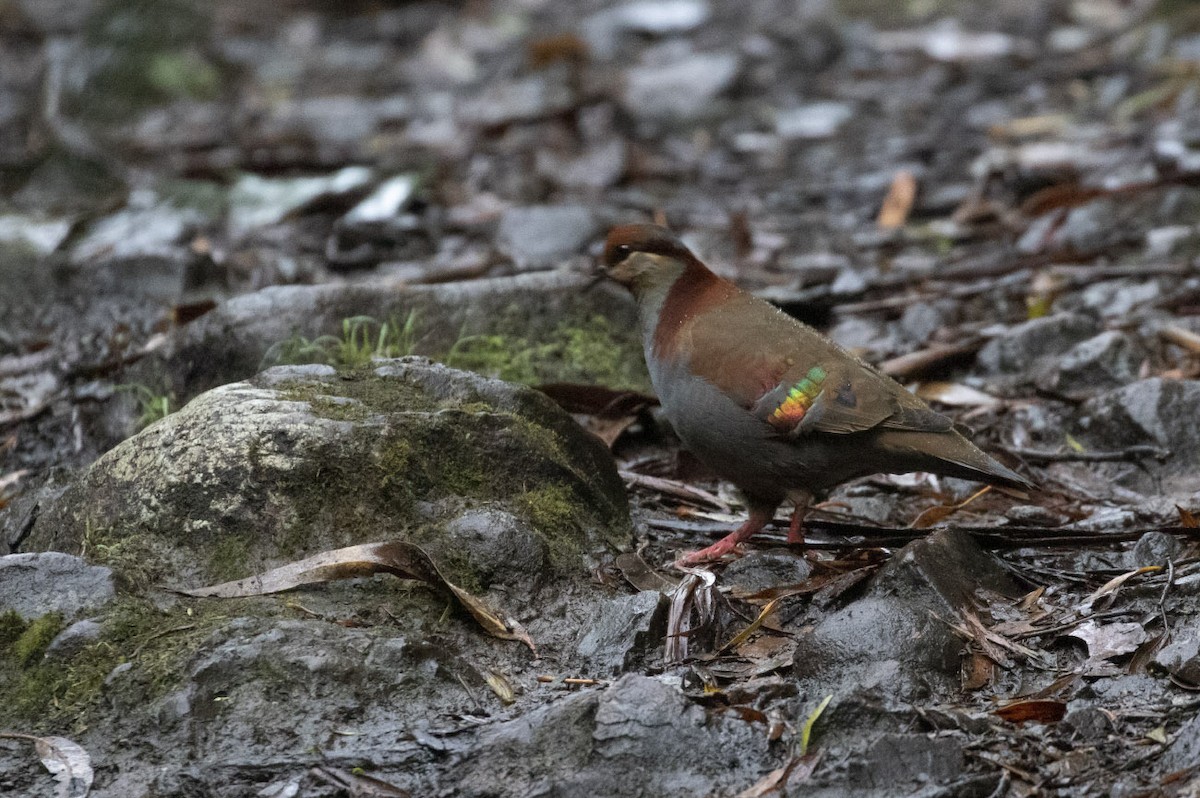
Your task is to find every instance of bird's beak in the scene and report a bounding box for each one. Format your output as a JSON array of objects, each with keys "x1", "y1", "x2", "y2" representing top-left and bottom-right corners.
[{"x1": 583, "y1": 266, "x2": 608, "y2": 292}]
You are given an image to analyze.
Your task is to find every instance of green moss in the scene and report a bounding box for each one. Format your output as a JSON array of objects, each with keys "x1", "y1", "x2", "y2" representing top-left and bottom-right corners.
[
  {"x1": 81, "y1": 521, "x2": 176, "y2": 592},
  {"x1": 117, "y1": 383, "x2": 174, "y2": 429},
  {"x1": 0, "y1": 597, "x2": 230, "y2": 731},
  {"x1": 265, "y1": 313, "x2": 648, "y2": 391},
  {"x1": 11, "y1": 613, "x2": 65, "y2": 666},
  {"x1": 517, "y1": 484, "x2": 586, "y2": 569},
  {"x1": 0, "y1": 610, "x2": 27, "y2": 648},
  {"x1": 208, "y1": 534, "x2": 255, "y2": 582},
  {"x1": 445, "y1": 315, "x2": 649, "y2": 391}
]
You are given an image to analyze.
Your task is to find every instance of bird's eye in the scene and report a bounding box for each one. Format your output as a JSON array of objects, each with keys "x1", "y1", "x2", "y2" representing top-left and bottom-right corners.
[{"x1": 614, "y1": 244, "x2": 632, "y2": 259}]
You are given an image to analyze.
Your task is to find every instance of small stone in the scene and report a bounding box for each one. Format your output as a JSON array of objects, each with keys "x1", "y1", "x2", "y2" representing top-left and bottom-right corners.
[
  {"x1": 1131, "y1": 530, "x2": 1183, "y2": 567},
  {"x1": 613, "y1": 0, "x2": 710, "y2": 34},
  {"x1": 722, "y1": 550, "x2": 811, "y2": 595},
  {"x1": 621, "y1": 51, "x2": 740, "y2": 121},
  {"x1": 1061, "y1": 706, "x2": 1112, "y2": 740},
  {"x1": 1005, "y1": 505, "x2": 1069, "y2": 526},
  {"x1": 775, "y1": 102, "x2": 854, "y2": 140},
  {"x1": 898, "y1": 301, "x2": 950, "y2": 345},
  {"x1": 0, "y1": 553, "x2": 115, "y2": 621},
  {"x1": 977, "y1": 313, "x2": 1100, "y2": 376},
  {"x1": 1146, "y1": 225, "x2": 1195, "y2": 257},
  {"x1": 576, "y1": 591, "x2": 667, "y2": 673},
  {"x1": 457, "y1": 75, "x2": 575, "y2": 128},
  {"x1": 342, "y1": 175, "x2": 417, "y2": 225},
  {"x1": 848, "y1": 733, "x2": 964, "y2": 788},
  {"x1": 1154, "y1": 627, "x2": 1200, "y2": 686},
  {"x1": 1077, "y1": 279, "x2": 1161, "y2": 319},
  {"x1": 828, "y1": 266, "x2": 869, "y2": 296},
  {"x1": 1038, "y1": 331, "x2": 1141, "y2": 400},
  {"x1": 444, "y1": 509, "x2": 550, "y2": 589},
  {"x1": 496, "y1": 205, "x2": 600, "y2": 270},
  {"x1": 536, "y1": 140, "x2": 627, "y2": 190},
  {"x1": 0, "y1": 214, "x2": 72, "y2": 255},
  {"x1": 46, "y1": 618, "x2": 103, "y2": 660},
  {"x1": 72, "y1": 194, "x2": 205, "y2": 265}
]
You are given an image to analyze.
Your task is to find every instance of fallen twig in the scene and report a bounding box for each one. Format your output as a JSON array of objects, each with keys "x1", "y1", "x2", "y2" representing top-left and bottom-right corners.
[{"x1": 999, "y1": 444, "x2": 1170, "y2": 463}]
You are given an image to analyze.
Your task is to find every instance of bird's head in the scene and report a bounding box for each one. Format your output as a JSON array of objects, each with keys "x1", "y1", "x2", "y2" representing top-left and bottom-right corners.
[{"x1": 600, "y1": 224, "x2": 696, "y2": 299}]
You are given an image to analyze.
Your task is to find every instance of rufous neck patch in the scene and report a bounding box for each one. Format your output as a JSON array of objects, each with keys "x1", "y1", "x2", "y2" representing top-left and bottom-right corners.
[
  {"x1": 768, "y1": 366, "x2": 828, "y2": 430},
  {"x1": 651, "y1": 260, "x2": 737, "y2": 359}
]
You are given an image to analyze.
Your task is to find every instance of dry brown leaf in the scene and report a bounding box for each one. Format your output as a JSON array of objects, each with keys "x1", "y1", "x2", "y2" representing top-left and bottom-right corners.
[
  {"x1": 179, "y1": 540, "x2": 534, "y2": 651},
  {"x1": 910, "y1": 486, "x2": 991, "y2": 529},
  {"x1": 614, "y1": 551, "x2": 679, "y2": 593},
  {"x1": 962, "y1": 651, "x2": 994, "y2": 691},
  {"x1": 718, "y1": 597, "x2": 782, "y2": 654},
  {"x1": 915, "y1": 382, "x2": 1001, "y2": 408},
  {"x1": 1067, "y1": 620, "x2": 1148, "y2": 662},
  {"x1": 1177, "y1": 505, "x2": 1200, "y2": 529},
  {"x1": 995, "y1": 700, "x2": 1066, "y2": 724},
  {"x1": 667, "y1": 570, "x2": 716, "y2": 662},
  {"x1": 877, "y1": 170, "x2": 918, "y2": 229},
  {"x1": 1078, "y1": 566, "x2": 1162, "y2": 611},
  {"x1": 537, "y1": 383, "x2": 658, "y2": 449},
  {"x1": 619, "y1": 470, "x2": 729, "y2": 511},
  {"x1": 485, "y1": 671, "x2": 517, "y2": 705}
]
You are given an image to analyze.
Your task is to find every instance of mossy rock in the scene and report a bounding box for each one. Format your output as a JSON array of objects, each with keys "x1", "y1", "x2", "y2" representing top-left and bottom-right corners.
[{"x1": 27, "y1": 359, "x2": 632, "y2": 592}]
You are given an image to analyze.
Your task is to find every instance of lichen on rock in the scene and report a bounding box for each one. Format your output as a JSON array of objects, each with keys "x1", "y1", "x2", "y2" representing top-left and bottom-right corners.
[{"x1": 29, "y1": 359, "x2": 631, "y2": 593}]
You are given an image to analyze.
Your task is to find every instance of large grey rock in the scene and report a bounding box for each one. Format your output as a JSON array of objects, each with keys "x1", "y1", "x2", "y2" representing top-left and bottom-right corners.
[
  {"x1": 977, "y1": 313, "x2": 1100, "y2": 378},
  {"x1": 792, "y1": 529, "x2": 1022, "y2": 701},
  {"x1": 1077, "y1": 378, "x2": 1200, "y2": 493},
  {"x1": 27, "y1": 359, "x2": 631, "y2": 591},
  {"x1": 454, "y1": 674, "x2": 779, "y2": 797},
  {"x1": 0, "y1": 552, "x2": 115, "y2": 621},
  {"x1": 150, "y1": 270, "x2": 640, "y2": 401},
  {"x1": 1161, "y1": 712, "x2": 1200, "y2": 774},
  {"x1": 496, "y1": 205, "x2": 600, "y2": 271},
  {"x1": 1037, "y1": 330, "x2": 1142, "y2": 399}
]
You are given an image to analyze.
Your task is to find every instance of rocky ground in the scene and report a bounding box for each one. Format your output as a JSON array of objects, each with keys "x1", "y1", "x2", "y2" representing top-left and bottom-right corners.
[{"x1": 2, "y1": 0, "x2": 1200, "y2": 795}]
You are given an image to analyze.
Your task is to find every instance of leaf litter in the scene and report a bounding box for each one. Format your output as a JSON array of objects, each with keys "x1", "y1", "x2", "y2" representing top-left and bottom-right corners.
[{"x1": 179, "y1": 540, "x2": 534, "y2": 652}]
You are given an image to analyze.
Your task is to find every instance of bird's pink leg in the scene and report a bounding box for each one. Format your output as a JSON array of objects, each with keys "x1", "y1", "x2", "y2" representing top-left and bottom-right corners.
[
  {"x1": 787, "y1": 505, "x2": 806, "y2": 546},
  {"x1": 675, "y1": 506, "x2": 774, "y2": 567}
]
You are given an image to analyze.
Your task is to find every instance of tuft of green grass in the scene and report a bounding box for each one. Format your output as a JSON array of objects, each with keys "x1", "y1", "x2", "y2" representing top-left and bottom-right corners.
[
  {"x1": 117, "y1": 384, "x2": 173, "y2": 429},
  {"x1": 263, "y1": 312, "x2": 421, "y2": 369}
]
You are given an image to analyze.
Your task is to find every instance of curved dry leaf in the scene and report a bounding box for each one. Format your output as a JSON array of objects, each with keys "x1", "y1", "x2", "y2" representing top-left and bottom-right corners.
[
  {"x1": 1078, "y1": 565, "x2": 1161, "y2": 611},
  {"x1": 178, "y1": 540, "x2": 533, "y2": 651},
  {"x1": 915, "y1": 382, "x2": 1001, "y2": 408},
  {"x1": 0, "y1": 733, "x2": 93, "y2": 798}
]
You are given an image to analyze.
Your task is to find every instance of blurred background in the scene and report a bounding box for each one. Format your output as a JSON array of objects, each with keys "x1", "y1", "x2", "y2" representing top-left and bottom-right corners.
[{"x1": 5, "y1": 0, "x2": 1200, "y2": 467}]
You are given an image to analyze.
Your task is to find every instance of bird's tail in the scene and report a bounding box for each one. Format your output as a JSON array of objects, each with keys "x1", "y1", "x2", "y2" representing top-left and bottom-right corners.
[{"x1": 886, "y1": 430, "x2": 1035, "y2": 492}]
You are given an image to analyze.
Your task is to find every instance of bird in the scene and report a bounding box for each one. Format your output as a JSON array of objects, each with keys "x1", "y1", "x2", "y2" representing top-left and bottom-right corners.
[{"x1": 600, "y1": 223, "x2": 1034, "y2": 567}]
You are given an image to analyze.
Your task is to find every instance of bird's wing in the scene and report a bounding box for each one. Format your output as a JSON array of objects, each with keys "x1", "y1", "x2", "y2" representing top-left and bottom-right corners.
[{"x1": 683, "y1": 295, "x2": 955, "y2": 437}]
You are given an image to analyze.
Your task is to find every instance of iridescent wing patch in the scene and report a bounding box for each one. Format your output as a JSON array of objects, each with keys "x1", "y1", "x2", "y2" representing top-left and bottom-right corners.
[{"x1": 766, "y1": 366, "x2": 827, "y2": 431}]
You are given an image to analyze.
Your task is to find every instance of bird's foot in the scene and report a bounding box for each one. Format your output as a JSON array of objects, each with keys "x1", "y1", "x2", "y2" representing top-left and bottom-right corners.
[{"x1": 674, "y1": 535, "x2": 744, "y2": 567}]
